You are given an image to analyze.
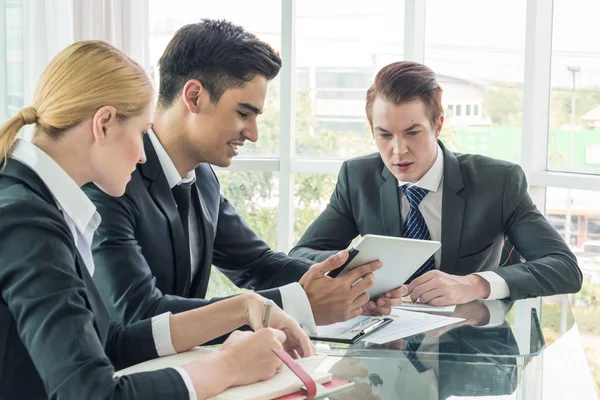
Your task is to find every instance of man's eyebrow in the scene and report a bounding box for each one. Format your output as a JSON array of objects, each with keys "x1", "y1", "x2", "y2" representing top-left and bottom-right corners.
[
  {"x1": 404, "y1": 123, "x2": 423, "y2": 132},
  {"x1": 374, "y1": 126, "x2": 391, "y2": 133},
  {"x1": 239, "y1": 103, "x2": 262, "y2": 115}
]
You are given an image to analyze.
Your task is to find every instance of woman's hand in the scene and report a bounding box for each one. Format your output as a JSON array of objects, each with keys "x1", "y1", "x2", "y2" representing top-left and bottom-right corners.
[{"x1": 244, "y1": 293, "x2": 315, "y2": 358}]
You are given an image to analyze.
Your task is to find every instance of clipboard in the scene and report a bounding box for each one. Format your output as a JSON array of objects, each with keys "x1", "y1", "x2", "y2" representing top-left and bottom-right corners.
[{"x1": 309, "y1": 316, "x2": 393, "y2": 344}]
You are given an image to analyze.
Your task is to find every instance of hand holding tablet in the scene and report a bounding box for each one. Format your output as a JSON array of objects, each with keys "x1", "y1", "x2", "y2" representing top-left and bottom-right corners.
[{"x1": 329, "y1": 234, "x2": 441, "y2": 299}]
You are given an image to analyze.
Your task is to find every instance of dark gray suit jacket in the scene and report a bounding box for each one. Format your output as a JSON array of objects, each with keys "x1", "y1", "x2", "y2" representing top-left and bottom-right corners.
[
  {"x1": 83, "y1": 136, "x2": 313, "y2": 326},
  {"x1": 0, "y1": 160, "x2": 188, "y2": 400},
  {"x1": 289, "y1": 141, "x2": 582, "y2": 300}
]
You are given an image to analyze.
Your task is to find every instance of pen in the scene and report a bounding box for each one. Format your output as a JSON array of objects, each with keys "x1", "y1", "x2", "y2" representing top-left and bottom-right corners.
[{"x1": 262, "y1": 299, "x2": 274, "y2": 328}]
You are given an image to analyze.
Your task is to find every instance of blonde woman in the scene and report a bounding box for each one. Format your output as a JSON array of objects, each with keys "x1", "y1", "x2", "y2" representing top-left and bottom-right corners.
[{"x1": 0, "y1": 40, "x2": 312, "y2": 400}]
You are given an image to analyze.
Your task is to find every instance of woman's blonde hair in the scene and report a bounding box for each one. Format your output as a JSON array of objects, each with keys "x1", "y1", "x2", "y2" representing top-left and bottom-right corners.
[{"x1": 0, "y1": 40, "x2": 153, "y2": 165}]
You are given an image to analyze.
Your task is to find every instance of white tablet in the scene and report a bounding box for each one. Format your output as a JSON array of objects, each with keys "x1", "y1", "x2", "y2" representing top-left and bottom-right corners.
[{"x1": 332, "y1": 234, "x2": 441, "y2": 299}]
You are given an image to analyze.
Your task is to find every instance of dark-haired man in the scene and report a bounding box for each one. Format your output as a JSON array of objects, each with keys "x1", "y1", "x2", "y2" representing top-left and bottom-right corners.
[
  {"x1": 290, "y1": 61, "x2": 582, "y2": 307},
  {"x1": 84, "y1": 19, "x2": 386, "y2": 338}
]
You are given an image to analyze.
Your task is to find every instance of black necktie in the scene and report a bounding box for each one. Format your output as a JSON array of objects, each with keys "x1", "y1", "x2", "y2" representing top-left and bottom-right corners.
[{"x1": 171, "y1": 179, "x2": 196, "y2": 244}]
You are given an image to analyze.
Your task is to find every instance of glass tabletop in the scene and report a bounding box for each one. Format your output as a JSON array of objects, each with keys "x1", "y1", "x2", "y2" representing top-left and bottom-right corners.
[{"x1": 312, "y1": 297, "x2": 579, "y2": 399}]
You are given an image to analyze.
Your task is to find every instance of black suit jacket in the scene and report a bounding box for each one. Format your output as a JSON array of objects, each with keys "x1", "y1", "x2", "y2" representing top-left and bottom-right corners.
[
  {"x1": 0, "y1": 159, "x2": 188, "y2": 400},
  {"x1": 83, "y1": 136, "x2": 313, "y2": 325},
  {"x1": 289, "y1": 141, "x2": 582, "y2": 300}
]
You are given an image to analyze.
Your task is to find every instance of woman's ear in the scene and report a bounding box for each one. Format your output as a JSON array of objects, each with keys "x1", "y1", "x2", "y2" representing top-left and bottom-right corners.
[
  {"x1": 92, "y1": 106, "x2": 117, "y2": 144},
  {"x1": 182, "y1": 79, "x2": 205, "y2": 113}
]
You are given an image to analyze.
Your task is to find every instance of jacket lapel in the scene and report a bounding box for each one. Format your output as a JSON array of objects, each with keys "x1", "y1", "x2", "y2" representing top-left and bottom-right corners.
[
  {"x1": 190, "y1": 184, "x2": 214, "y2": 298},
  {"x1": 439, "y1": 141, "x2": 465, "y2": 274},
  {"x1": 379, "y1": 166, "x2": 402, "y2": 237},
  {"x1": 139, "y1": 136, "x2": 191, "y2": 295}
]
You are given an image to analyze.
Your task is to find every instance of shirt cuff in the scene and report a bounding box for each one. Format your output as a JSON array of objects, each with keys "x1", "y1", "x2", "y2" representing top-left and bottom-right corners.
[
  {"x1": 173, "y1": 367, "x2": 197, "y2": 400},
  {"x1": 151, "y1": 312, "x2": 177, "y2": 357},
  {"x1": 478, "y1": 300, "x2": 510, "y2": 327},
  {"x1": 279, "y1": 282, "x2": 317, "y2": 335},
  {"x1": 474, "y1": 271, "x2": 510, "y2": 300}
]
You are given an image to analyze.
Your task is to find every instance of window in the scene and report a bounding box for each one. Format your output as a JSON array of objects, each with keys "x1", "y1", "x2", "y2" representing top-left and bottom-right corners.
[
  {"x1": 545, "y1": 187, "x2": 600, "y2": 389},
  {"x1": 474, "y1": 104, "x2": 479, "y2": 116},
  {"x1": 293, "y1": 173, "x2": 338, "y2": 244},
  {"x1": 206, "y1": 171, "x2": 279, "y2": 297},
  {"x1": 548, "y1": 0, "x2": 600, "y2": 175},
  {"x1": 294, "y1": 0, "x2": 404, "y2": 159},
  {"x1": 148, "y1": 0, "x2": 281, "y2": 157},
  {"x1": 1, "y1": 0, "x2": 24, "y2": 121},
  {"x1": 425, "y1": 0, "x2": 525, "y2": 161},
  {"x1": 447, "y1": 104, "x2": 454, "y2": 116},
  {"x1": 455, "y1": 104, "x2": 462, "y2": 116}
]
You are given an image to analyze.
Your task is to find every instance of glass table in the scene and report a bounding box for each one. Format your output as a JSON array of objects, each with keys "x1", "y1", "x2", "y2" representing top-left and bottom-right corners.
[{"x1": 313, "y1": 296, "x2": 593, "y2": 399}]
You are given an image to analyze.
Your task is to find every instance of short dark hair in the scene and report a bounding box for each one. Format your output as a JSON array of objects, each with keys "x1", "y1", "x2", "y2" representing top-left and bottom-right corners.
[
  {"x1": 157, "y1": 19, "x2": 282, "y2": 107},
  {"x1": 365, "y1": 61, "x2": 443, "y2": 129}
]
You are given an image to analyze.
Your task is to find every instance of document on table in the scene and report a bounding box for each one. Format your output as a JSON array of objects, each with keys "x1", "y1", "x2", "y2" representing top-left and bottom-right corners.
[
  {"x1": 392, "y1": 303, "x2": 456, "y2": 313},
  {"x1": 364, "y1": 310, "x2": 464, "y2": 345}
]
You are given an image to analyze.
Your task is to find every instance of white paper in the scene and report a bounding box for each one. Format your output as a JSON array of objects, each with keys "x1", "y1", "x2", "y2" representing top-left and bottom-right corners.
[
  {"x1": 392, "y1": 303, "x2": 456, "y2": 313},
  {"x1": 364, "y1": 310, "x2": 464, "y2": 345},
  {"x1": 314, "y1": 316, "x2": 375, "y2": 340}
]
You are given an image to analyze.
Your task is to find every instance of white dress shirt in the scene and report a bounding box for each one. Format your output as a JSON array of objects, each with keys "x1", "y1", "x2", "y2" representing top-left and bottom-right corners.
[
  {"x1": 10, "y1": 139, "x2": 196, "y2": 400},
  {"x1": 148, "y1": 130, "x2": 317, "y2": 334},
  {"x1": 396, "y1": 144, "x2": 510, "y2": 300}
]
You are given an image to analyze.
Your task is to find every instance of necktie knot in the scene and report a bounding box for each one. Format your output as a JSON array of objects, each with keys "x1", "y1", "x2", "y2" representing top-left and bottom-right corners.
[
  {"x1": 401, "y1": 185, "x2": 429, "y2": 208},
  {"x1": 176, "y1": 178, "x2": 196, "y2": 190}
]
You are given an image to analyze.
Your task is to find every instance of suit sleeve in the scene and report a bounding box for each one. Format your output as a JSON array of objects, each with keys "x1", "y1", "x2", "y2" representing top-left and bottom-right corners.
[
  {"x1": 211, "y1": 195, "x2": 313, "y2": 290},
  {"x1": 207, "y1": 166, "x2": 312, "y2": 291},
  {"x1": 0, "y1": 202, "x2": 189, "y2": 400},
  {"x1": 289, "y1": 161, "x2": 360, "y2": 262},
  {"x1": 84, "y1": 182, "x2": 214, "y2": 324},
  {"x1": 495, "y1": 165, "x2": 583, "y2": 299}
]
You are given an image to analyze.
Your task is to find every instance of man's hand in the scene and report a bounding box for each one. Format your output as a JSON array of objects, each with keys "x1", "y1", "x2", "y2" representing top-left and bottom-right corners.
[
  {"x1": 364, "y1": 285, "x2": 409, "y2": 315},
  {"x1": 299, "y1": 251, "x2": 382, "y2": 325},
  {"x1": 406, "y1": 270, "x2": 491, "y2": 306}
]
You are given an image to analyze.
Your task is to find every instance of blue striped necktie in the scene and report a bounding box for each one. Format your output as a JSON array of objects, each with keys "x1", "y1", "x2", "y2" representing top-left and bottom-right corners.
[{"x1": 401, "y1": 185, "x2": 435, "y2": 282}]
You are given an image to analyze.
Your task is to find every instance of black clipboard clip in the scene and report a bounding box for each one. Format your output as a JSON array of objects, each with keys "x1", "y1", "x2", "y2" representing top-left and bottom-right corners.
[{"x1": 328, "y1": 248, "x2": 360, "y2": 278}]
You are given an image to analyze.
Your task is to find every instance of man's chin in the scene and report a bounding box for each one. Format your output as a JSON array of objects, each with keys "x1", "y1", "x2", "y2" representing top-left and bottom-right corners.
[{"x1": 211, "y1": 157, "x2": 233, "y2": 168}]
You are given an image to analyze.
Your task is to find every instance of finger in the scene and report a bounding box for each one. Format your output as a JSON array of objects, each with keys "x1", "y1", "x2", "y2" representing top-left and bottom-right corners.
[
  {"x1": 407, "y1": 271, "x2": 436, "y2": 292},
  {"x1": 410, "y1": 280, "x2": 438, "y2": 302},
  {"x1": 371, "y1": 305, "x2": 391, "y2": 315},
  {"x1": 384, "y1": 285, "x2": 409, "y2": 299},
  {"x1": 365, "y1": 300, "x2": 377, "y2": 312},
  {"x1": 351, "y1": 292, "x2": 370, "y2": 310},
  {"x1": 350, "y1": 306, "x2": 363, "y2": 319},
  {"x1": 296, "y1": 330, "x2": 314, "y2": 357},
  {"x1": 344, "y1": 260, "x2": 382, "y2": 283},
  {"x1": 428, "y1": 296, "x2": 454, "y2": 307},
  {"x1": 264, "y1": 327, "x2": 287, "y2": 344},
  {"x1": 351, "y1": 272, "x2": 375, "y2": 294},
  {"x1": 376, "y1": 296, "x2": 403, "y2": 308},
  {"x1": 286, "y1": 348, "x2": 300, "y2": 360},
  {"x1": 313, "y1": 251, "x2": 349, "y2": 275},
  {"x1": 419, "y1": 288, "x2": 445, "y2": 304}
]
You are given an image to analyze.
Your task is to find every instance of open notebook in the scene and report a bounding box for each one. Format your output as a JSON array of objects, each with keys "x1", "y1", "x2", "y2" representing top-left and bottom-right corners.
[{"x1": 114, "y1": 347, "x2": 353, "y2": 400}]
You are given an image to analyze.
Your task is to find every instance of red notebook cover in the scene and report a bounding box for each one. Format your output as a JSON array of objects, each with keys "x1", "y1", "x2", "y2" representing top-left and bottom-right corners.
[
  {"x1": 271, "y1": 349, "x2": 354, "y2": 400},
  {"x1": 274, "y1": 378, "x2": 354, "y2": 400}
]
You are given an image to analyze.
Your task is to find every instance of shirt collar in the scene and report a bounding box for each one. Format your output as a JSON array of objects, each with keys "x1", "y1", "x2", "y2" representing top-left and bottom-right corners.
[
  {"x1": 148, "y1": 128, "x2": 195, "y2": 189},
  {"x1": 397, "y1": 143, "x2": 444, "y2": 192},
  {"x1": 10, "y1": 139, "x2": 100, "y2": 242}
]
